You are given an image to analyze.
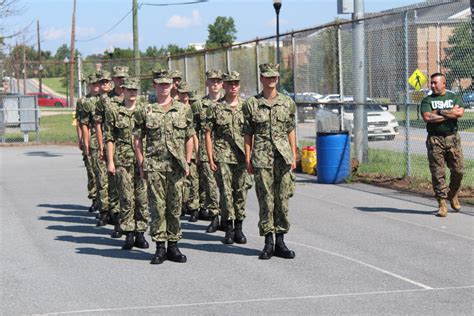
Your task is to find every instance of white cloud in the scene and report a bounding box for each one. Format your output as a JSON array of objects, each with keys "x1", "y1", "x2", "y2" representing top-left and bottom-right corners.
[
  {"x1": 103, "y1": 32, "x2": 134, "y2": 46},
  {"x1": 43, "y1": 27, "x2": 69, "y2": 40},
  {"x1": 76, "y1": 27, "x2": 97, "y2": 38},
  {"x1": 267, "y1": 17, "x2": 289, "y2": 28},
  {"x1": 166, "y1": 10, "x2": 202, "y2": 29}
]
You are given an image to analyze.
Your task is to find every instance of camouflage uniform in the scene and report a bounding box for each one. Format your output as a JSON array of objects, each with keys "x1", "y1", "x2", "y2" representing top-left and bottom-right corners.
[
  {"x1": 104, "y1": 79, "x2": 149, "y2": 234},
  {"x1": 133, "y1": 80, "x2": 195, "y2": 243},
  {"x1": 76, "y1": 86, "x2": 97, "y2": 202},
  {"x1": 243, "y1": 65, "x2": 296, "y2": 237},
  {"x1": 194, "y1": 69, "x2": 222, "y2": 217},
  {"x1": 205, "y1": 73, "x2": 251, "y2": 222},
  {"x1": 421, "y1": 91, "x2": 464, "y2": 200}
]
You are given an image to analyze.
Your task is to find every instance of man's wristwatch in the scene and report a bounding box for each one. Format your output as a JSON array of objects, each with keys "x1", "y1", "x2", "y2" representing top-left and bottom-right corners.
[{"x1": 437, "y1": 109, "x2": 443, "y2": 116}]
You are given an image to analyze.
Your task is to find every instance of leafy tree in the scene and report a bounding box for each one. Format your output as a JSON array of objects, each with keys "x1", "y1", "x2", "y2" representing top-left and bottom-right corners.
[
  {"x1": 440, "y1": 22, "x2": 473, "y2": 91},
  {"x1": 206, "y1": 16, "x2": 237, "y2": 49}
]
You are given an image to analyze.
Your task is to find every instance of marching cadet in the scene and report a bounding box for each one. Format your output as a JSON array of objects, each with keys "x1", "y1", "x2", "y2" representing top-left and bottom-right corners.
[
  {"x1": 170, "y1": 70, "x2": 182, "y2": 100},
  {"x1": 243, "y1": 63, "x2": 297, "y2": 260},
  {"x1": 133, "y1": 69, "x2": 194, "y2": 265},
  {"x1": 105, "y1": 77, "x2": 150, "y2": 250},
  {"x1": 94, "y1": 67, "x2": 128, "y2": 236},
  {"x1": 205, "y1": 71, "x2": 251, "y2": 244},
  {"x1": 76, "y1": 74, "x2": 99, "y2": 213},
  {"x1": 177, "y1": 81, "x2": 200, "y2": 219},
  {"x1": 193, "y1": 69, "x2": 222, "y2": 229}
]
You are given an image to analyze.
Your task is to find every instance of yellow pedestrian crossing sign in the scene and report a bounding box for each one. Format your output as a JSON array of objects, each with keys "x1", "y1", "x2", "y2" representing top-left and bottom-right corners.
[{"x1": 408, "y1": 69, "x2": 428, "y2": 91}]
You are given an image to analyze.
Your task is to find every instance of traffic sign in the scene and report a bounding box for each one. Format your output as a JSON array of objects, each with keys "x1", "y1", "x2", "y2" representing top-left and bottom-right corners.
[{"x1": 408, "y1": 69, "x2": 428, "y2": 91}]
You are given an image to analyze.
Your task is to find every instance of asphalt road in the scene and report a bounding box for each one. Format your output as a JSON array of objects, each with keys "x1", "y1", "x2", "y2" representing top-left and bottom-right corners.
[{"x1": 1, "y1": 145, "x2": 473, "y2": 315}]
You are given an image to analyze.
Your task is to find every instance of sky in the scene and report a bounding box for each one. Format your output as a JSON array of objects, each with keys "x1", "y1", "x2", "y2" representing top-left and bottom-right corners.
[{"x1": 3, "y1": 0, "x2": 423, "y2": 56}]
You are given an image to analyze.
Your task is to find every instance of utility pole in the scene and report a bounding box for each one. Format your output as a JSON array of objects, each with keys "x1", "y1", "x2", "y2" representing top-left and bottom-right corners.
[
  {"x1": 22, "y1": 36, "x2": 27, "y2": 95},
  {"x1": 352, "y1": 0, "x2": 368, "y2": 163},
  {"x1": 69, "y1": 0, "x2": 77, "y2": 108},
  {"x1": 133, "y1": 0, "x2": 140, "y2": 82},
  {"x1": 37, "y1": 20, "x2": 43, "y2": 93}
]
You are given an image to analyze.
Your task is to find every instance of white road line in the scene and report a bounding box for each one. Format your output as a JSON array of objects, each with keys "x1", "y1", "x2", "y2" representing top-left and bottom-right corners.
[
  {"x1": 40, "y1": 285, "x2": 474, "y2": 315},
  {"x1": 286, "y1": 240, "x2": 433, "y2": 289},
  {"x1": 296, "y1": 190, "x2": 474, "y2": 241}
]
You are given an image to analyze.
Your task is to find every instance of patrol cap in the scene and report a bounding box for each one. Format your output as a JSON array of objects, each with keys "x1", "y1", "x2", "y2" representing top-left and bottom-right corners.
[
  {"x1": 189, "y1": 90, "x2": 200, "y2": 102},
  {"x1": 259, "y1": 63, "x2": 280, "y2": 77},
  {"x1": 152, "y1": 69, "x2": 173, "y2": 84},
  {"x1": 222, "y1": 71, "x2": 240, "y2": 82},
  {"x1": 177, "y1": 81, "x2": 191, "y2": 93},
  {"x1": 121, "y1": 76, "x2": 140, "y2": 90},
  {"x1": 87, "y1": 73, "x2": 99, "y2": 84},
  {"x1": 206, "y1": 69, "x2": 223, "y2": 80},
  {"x1": 112, "y1": 66, "x2": 129, "y2": 78},
  {"x1": 96, "y1": 70, "x2": 112, "y2": 81},
  {"x1": 170, "y1": 69, "x2": 183, "y2": 79}
]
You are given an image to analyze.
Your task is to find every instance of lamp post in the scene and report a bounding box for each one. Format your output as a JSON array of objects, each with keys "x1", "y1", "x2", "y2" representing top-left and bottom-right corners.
[
  {"x1": 64, "y1": 57, "x2": 69, "y2": 107},
  {"x1": 106, "y1": 46, "x2": 115, "y2": 71},
  {"x1": 273, "y1": 0, "x2": 282, "y2": 66},
  {"x1": 38, "y1": 64, "x2": 44, "y2": 93}
]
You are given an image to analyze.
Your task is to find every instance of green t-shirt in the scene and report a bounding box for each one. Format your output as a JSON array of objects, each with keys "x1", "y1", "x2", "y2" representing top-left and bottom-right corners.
[{"x1": 420, "y1": 91, "x2": 464, "y2": 135}]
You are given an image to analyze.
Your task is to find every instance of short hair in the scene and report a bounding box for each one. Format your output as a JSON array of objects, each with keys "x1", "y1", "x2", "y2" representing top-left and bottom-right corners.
[{"x1": 431, "y1": 72, "x2": 446, "y2": 80}]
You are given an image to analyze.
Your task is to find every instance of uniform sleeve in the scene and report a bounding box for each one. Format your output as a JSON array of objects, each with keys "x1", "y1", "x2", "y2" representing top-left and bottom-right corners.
[
  {"x1": 94, "y1": 97, "x2": 106, "y2": 124},
  {"x1": 104, "y1": 107, "x2": 115, "y2": 143},
  {"x1": 79, "y1": 99, "x2": 91, "y2": 125},
  {"x1": 203, "y1": 105, "x2": 215, "y2": 132},
  {"x1": 75, "y1": 99, "x2": 83, "y2": 122},
  {"x1": 191, "y1": 101, "x2": 201, "y2": 133},
  {"x1": 287, "y1": 97, "x2": 297, "y2": 133},
  {"x1": 242, "y1": 99, "x2": 254, "y2": 136},
  {"x1": 133, "y1": 106, "x2": 146, "y2": 139},
  {"x1": 185, "y1": 106, "x2": 196, "y2": 139}
]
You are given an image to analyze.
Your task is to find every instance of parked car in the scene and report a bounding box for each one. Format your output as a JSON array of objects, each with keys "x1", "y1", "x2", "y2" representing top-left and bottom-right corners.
[
  {"x1": 290, "y1": 92, "x2": 323, "y2": 123},
  {"x1": 321, "y1": 102, "x2": 399, "y2": 141},
  {"x1": 27, "y1": 92, "x2": 67, "y2": 107},
  {"x1": 461, "y1": 91, "x2": 474, "y2": 109}
]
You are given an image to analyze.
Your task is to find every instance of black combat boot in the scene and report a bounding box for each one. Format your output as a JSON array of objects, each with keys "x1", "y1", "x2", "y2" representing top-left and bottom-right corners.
[
  {"x1": 188, "y1": 209, "x2": 199, "y2": 222},
  {"x1": 258, "y1": 233, "x2": 274, "y2": 260},
  {"x1": 198, "y1": 208, "x2": 211, "y2": 221},
  {"x1": 167, "y1": 241, "x2": 187, "y2": 263},
  {"x1": 110, "y1": 213, "x2": 122, "y2": 238},
  {"x1": 96, "y1": 212, "x2": 108, "y2": 227},
  {"x1": 233, "y1": 219, "x2": 247, "y2": 244},
  {"x1": 223, "y1": 220, "x2": 234, "y2": 244},
  {"x1": 150, "y1": 242, "x2": 166, "y2": 264},
  {"x1": 206, "y1": 215, "x2": 220, "y2": 233},
  {"x1": 274, "y1": 233, "x2": 295, "y2": 259},
  {"x1": 88, "y1": 199, "x2": 97, "y2": 213},
  {"x1": 134, "y1": 232, "x2": 149, "y2": 249},
  {"x1": 122, "y1": 232, "x2": 135, "y2": 250}
]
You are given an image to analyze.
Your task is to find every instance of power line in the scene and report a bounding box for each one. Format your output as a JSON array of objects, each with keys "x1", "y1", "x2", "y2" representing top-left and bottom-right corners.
[
  {"x1": 141, "y1": 0, "x2": 208, "y2": 6},
  {"x1": 75, "y1": 7, "x2": 133, "y2": 42}
]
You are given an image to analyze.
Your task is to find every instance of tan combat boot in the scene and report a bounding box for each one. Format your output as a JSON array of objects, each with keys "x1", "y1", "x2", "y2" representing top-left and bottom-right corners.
[
  {"x1": 436, "y1": 199, "x2": 448, "y2": 217},
  {"x1": 448, "y1": 193, "x2": 461, "y2": 212}
]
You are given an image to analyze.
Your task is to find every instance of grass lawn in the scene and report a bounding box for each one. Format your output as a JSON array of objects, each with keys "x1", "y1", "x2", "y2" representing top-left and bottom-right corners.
[
  {"x1": 393, "y1": 108, "x2": 474, "y2": 132},
  {"x1": 41, "y1": 77, "x2": 68, "y2": 96}
]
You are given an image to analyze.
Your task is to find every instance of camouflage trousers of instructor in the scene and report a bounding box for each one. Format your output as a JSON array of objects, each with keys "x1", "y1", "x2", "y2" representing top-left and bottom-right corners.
[
  {"x1": 254, "y1": 153, "x2": 295, "y2": 236},
  {"x1": 82, "y1": 153, "x2": 96, "y2": 201},
  {"x1": 198, "y1": 161, "x2": 220, "y2": 216},
  {"x1": 115, "y1": 164, "x2": 149, "y2": 232},
  {"x1": 183, "y1": 160, "x2": 200, "y2": 212},
  {"x1": 216, "y1": 162, "x2": 251, "y2": 221},
  {"x1": 426, "y1": 133, "x2": 464, "y2": 199},
  {"x1": 147, "y1": 169, "x2": 186, "y2": 242},
  {"x1": 91, "y1": 147, "x2": 119, "y2": 215}
]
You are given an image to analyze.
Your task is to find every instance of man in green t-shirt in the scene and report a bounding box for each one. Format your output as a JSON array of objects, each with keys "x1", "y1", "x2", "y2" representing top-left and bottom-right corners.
[{"x1": 420, "y1": 73, "x2": 465, "y2": 217}]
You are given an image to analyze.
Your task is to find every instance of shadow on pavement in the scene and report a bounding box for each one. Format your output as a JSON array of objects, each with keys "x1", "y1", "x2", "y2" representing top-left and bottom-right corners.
[
  {"x1": 46, "y1": 210, "x2": 97, "y2": 218},
  {"x1": 38, "y1": 204, "x2": 89, "y2": 211},
  {"x1": 179, "y1": 241, "x2": 260, "y2": 256},
  {"x1": 56, "y1": 235, "x2": 123, "y2": 247},
  {"x1": 181, "y1": 222, "x2": 209, "y2": 231},
  {"x1": 356, "y1": 206, "x2": 435, "y2": 215},
  {"x1": 75, "y1": 247, "x2": 151, "y2": 261},
  {"x1": 25, "y1": 151, "x2": 63, "y2": 158},
  {"x1": 39, "y1": 215, "x2": 97, "y2": 225},
  {"x1": 46, "y1": 225, "x2": 113, "y2": 235},
  {"x1": 183, "y1": 231, "x2": 223, "y2": 242}
]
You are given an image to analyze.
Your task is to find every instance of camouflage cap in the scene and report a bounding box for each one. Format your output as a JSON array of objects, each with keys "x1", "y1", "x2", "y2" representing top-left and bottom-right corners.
[
  {"x1": 112, "y1": 66, "x2": 129, "y2": 78},
  {"x1": 170, "y1": 69, "x2": 183, "y2": 79},
  {"x1": 152, "y1": 69, "x2": 173, "y2": 84},
  {"x1": 121, "y1": 76, "x2": 140, "y2": 90},
  {"x1": 259, "y1": 63, "x2": 280, "y2": 77},
  {"x1": 189, "y1": 90, "x2": 200, "y2": 101},
  {"x1": 87, "y1": 73, "x2": 99, "y2": 84},
  {"x1": 177, "y1": 81, "x2": 191, "y2": 93},
  {"x1": 206, "y1": 69, "x2": 223, "y2": 80},
  {"x1": 222, "y1": 70, "x2": 240, "y2": 82},
  {"x1": 96, "y1": 70, "x2": 112, "y2": 81}
]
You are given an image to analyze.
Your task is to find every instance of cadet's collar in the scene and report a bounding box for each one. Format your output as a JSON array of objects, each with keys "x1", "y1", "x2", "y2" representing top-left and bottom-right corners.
[
  {"x1": 220, "y1": 96, "x2": 242, "y2": 111},
  {"x1": 256, "y1": 92, "x2": 284, "y2": 108}
]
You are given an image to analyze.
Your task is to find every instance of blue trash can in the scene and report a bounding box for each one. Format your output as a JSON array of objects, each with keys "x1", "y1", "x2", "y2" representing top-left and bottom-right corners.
[{"x1": 316, "y1": 130, "x2": 350, "y2": 184}]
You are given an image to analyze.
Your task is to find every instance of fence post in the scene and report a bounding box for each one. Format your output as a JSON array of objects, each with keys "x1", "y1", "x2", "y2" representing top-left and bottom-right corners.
[
  {"x1": 404, "y1": 10, "x2": 412, "y2": 178},
  {"x1": 184, "y1": 54, "x2": 188, "y2": 81},
  {"x1": 255, "y1": 41, "x2": 260, "y2": 93},
  {"x1": 338, "y1": 25, "x2": 345, "y2": 131},
  {"x1": 226, "y1": 48, "x2": 231, "y2": 72}
]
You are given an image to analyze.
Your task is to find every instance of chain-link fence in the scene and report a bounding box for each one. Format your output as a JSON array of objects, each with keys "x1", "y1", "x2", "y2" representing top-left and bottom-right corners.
[{"x1": 2, "y1": 0, "x2": 472, "y2": 188}]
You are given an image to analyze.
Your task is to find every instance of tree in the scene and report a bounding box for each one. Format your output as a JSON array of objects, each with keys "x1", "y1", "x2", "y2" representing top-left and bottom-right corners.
[
  {"x1": 206, "y1": 16, "x2": 237, "y2": 49},
  {"x1": 440, "y1": 22, "x2": 474, "y2": 91}
]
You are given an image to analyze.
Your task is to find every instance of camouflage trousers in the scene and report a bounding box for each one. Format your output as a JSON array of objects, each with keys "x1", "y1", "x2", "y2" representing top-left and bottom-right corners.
[
  {"x1": 147, "y1": 169, "x2": 185, "y2": 242},
  {"x1": 198, "y1": 161, "x2": 220, "y2": 215},
  {"x1": 215, "y1": 162, "x2": 252, "y2": 221},
  {"x1": 254, "y1": 154, "x2": 295, "y2": 236},
  {"x1": 426, "y1": 133, "x2": 464, "y2": 199},
  {"x1": 92, "y1": 147, "x2": 119, "y2": 215},
  {"x1": 183, "y1": 160, "x2": 200, "y2": 211},
  {"x1": 82, "y1": 153, "x2": 96, "y2": 200},
  {"x1": 116, "y1": 164, "x2": 149, "y2": 233}
]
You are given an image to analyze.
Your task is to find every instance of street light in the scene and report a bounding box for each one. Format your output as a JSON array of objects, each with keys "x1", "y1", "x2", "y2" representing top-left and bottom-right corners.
[
  {"x1": 273, "y1": 0, "x2": 282, "y2": 66},
  {"x1": 38, "y1": 64, "x2": 44, "y2": 93},
  {"x1": 64, "y1": 57, "x2": 69, "y2": 107},
  {"x1": 106, "y1": 46, "x2": 115, "y2": 71}
]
